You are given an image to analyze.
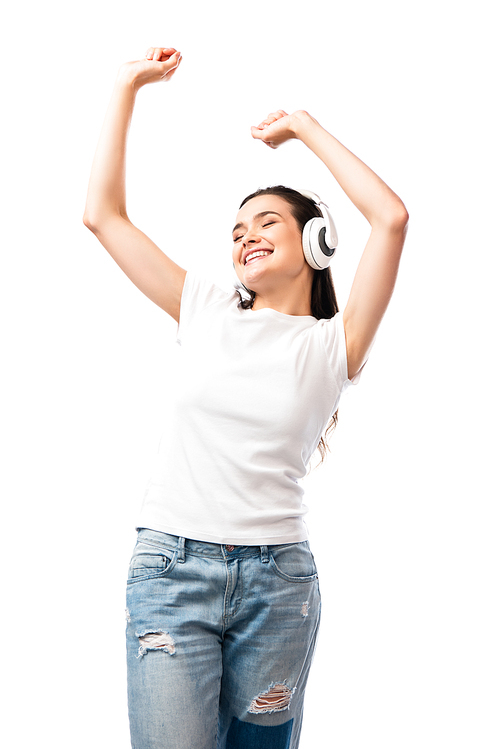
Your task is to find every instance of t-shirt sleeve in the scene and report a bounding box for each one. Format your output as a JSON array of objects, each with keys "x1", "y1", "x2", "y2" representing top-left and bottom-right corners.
[
  {"x1": 176, "y1": 271, "x2": 234, "y2": 344},
  {"x1": 320, "y1": 310, "x2": 374, "y2": 388}
]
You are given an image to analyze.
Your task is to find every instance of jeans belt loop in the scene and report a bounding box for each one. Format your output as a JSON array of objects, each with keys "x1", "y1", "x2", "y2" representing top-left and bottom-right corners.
[
  {"x1": 177, "y1": 536, "x2": 186, "y2": 563},
  {"x1": 260, "y1": 545, "x2": 269, "y2": 563}
]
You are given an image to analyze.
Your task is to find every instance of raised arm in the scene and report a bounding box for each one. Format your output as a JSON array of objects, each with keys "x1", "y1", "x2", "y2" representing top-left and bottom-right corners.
[
  {"x1": 251, "y1": 110, "x2": 409, "y2": 380},
  {"x1": 83, "y1": 47, "x2": 187, "y2": 322}
]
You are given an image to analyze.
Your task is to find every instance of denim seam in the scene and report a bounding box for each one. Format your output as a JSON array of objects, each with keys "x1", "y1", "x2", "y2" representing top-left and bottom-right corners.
[
  {"x1": 222, "y1": 558, "x2": 244, "y2": 623},
  {"x1": 126, "y1": 552, "x2": 178, "y2": 585},
  {"x1": 268, "y1": 555, "x2": 318, "y2": 584},
  {"x1": 134, "y1": 538, "x2": 179, "y2": 556}
]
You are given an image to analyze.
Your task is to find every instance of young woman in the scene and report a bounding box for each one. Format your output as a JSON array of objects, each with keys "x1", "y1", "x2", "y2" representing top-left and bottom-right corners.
[{"x1": 84, "y1": 46, "x2": 408, "y2": 749}]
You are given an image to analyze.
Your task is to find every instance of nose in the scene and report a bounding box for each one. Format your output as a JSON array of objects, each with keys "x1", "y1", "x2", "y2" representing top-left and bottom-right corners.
[{"x1": 242, "y1": 230, "x2": 260, "y2": 247}]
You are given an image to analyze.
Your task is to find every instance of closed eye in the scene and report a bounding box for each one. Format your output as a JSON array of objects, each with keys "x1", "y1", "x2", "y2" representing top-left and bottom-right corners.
[{"x1": 232, "y1": 221, "x2": 276, "y2": 243}]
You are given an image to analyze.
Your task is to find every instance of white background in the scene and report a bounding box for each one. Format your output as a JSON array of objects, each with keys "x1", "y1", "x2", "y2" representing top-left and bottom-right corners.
[{"x1": 1, "y1": 0, "x2": 498, "y2": 746}]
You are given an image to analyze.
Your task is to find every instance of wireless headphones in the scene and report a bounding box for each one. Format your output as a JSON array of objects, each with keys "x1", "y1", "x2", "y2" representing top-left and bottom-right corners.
[{"x1": 298, "y1": 189, "x2": 338, "y2": 270}]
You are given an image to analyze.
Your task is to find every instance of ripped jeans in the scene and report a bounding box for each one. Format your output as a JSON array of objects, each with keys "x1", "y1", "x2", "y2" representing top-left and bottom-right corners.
[{"x1": 126, "y1": 529, "x2": 321, "y2": 749}]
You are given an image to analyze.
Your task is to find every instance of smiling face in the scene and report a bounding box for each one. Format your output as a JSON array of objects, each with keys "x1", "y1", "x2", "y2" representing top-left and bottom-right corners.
[{"x1": 232, "y1": 195, "x2": 313, "y2": 297}]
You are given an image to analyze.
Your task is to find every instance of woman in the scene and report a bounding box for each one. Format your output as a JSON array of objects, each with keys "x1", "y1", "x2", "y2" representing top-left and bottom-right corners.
[{"x1": 83, "y1": 46, "x2": 408, "y2": 749}]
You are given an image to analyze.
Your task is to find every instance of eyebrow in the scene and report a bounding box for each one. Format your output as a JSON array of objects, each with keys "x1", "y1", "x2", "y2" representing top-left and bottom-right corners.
[{"x1": 232, "y1": 211, "x2": 283, "y2": 235}]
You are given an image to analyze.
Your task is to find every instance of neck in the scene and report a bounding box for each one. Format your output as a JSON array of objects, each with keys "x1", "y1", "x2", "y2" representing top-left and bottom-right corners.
[{"x1": 251, "y1": 277, "x2": 313, "y2": 317}]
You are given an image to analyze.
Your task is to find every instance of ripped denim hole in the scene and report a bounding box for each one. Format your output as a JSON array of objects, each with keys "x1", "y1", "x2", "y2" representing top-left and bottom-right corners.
[
  {"x1": 248, "y1": 683, "x2": 294, "y2": 714},
  {"x1": 136, "y1": 631, "x2": 176, "y2": 658}
]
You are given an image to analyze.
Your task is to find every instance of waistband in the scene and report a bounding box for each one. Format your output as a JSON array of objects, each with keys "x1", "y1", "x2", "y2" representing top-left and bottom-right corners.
[{"x1": 136, "y1": 527, "x2": 311, "y2": 563}]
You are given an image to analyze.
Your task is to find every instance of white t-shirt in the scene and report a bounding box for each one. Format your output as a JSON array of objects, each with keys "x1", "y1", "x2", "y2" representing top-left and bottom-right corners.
[{"x1": 137, "y1": 271, "x2": 368, "y2": 545}]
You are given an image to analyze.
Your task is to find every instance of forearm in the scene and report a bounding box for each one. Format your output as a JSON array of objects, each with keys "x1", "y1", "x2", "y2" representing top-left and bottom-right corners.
[
  {"x1": 83, "y1": 69, "x2": 139, "y2": 227},
  {"x1": 293, "y1": 111, "x2": 408, "y2": 227}
]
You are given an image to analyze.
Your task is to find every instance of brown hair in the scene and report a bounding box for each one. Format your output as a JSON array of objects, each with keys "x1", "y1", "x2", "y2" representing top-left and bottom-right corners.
[{"x1": 236, "y1": 185, "x2": 339, "y2": 465}]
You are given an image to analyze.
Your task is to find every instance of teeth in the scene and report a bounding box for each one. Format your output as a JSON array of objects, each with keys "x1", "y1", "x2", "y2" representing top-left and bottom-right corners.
[{"x1": 245, "y1": 250, "x2": 272, "y2": 264}]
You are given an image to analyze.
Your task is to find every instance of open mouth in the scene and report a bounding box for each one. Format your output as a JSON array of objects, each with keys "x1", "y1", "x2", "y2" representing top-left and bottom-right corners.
[{"x1": 245, "y1": 250, "x2": 273, "y2": 265}]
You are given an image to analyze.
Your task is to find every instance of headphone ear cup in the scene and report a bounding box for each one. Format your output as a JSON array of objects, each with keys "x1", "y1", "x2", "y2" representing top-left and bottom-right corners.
[
  {"x1": 302, "y1": 218, "x2": 319, "y2": 269},
  {"x1": 235, "y1": 277, "x2": 253, "y2": 295},
  {"x1": 302, "y1": 217, "x2": 336, "y2": 270}
]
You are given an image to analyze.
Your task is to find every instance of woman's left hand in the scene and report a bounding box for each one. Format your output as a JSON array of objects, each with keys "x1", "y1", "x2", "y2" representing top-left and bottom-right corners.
[{"x1": 251, "y1": 110, "x2": 308, "y2": 149}]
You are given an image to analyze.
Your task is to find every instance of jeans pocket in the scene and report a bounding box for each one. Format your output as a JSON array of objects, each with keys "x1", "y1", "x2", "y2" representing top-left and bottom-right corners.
[
  {"x1": 127, "y1": 541, "x2": 177, "y2": 584},
  {"x1": 268, "y1": 542, "x2": 319, "y2": 584}
]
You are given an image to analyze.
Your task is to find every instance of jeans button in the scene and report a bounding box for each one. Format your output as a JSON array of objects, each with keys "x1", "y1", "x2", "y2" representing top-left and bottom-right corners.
[{"x1": 226, "y1": 545, "x2": 235, "y2": 552}]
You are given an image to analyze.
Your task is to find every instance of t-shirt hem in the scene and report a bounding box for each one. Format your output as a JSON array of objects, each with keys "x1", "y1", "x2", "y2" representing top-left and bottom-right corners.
[{"x1": 135, "y1": 518, "x2": 309, "y2": 546}]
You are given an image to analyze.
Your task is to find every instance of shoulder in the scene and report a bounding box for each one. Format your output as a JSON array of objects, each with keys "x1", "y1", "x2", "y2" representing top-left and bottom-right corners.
[
  {"x1": 177, "y1": 272, "x2": 238, "y2": 341},
  {"x1": 180, "y1": 271, "x2": 237, "y2": 313}
]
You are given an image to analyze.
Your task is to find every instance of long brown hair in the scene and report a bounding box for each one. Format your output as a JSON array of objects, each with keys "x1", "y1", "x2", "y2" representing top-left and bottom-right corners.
[{"x1": 236, "y1": 185, "x2": 339, "y2": 465}]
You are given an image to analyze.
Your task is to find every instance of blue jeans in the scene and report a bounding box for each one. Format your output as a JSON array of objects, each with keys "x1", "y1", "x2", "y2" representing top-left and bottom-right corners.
[{"x1": 126, "y1": 529, "x2": 322, "y2": 749}]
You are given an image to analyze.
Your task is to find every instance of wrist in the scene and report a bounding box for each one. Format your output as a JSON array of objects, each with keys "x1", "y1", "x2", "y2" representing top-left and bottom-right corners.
[
  {"x1": 291, "y1": 110, "x2": 317, "y2": 140},
  {"x1": 116, "y1": 63, "x2": 142, "y2": 93}
]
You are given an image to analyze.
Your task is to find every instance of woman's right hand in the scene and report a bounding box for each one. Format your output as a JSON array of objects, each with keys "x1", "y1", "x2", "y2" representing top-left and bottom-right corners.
[{"x1": 119, "y1": 47, "x2": 182, "y2": 89}]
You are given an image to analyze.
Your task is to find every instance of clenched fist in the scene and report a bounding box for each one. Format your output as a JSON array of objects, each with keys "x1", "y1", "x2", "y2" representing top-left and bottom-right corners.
[
  {"x1": 119, "y1": 47, "x2": 182, "y2": 89},
  {"x1": 251, "y1": 110, "x2": 310, "y2": 149}
]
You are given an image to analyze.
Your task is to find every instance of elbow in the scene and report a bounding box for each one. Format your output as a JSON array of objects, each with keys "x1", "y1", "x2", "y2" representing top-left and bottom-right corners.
[
  {"x1": 389, "y1": 199, "x2": 409, "y2": 229},
  {"x1": 83, "y1": 208, "x2": 128, "y2": 233},
  {"x1": 83, "y1": 211, "x2": 98, "y2": 232},
  {"x1": 374, "y1": 202, "x2": 409, "y2": 232},
  {"x1": 395, "y1": 203, "x2": 409, "y2": 229}
]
